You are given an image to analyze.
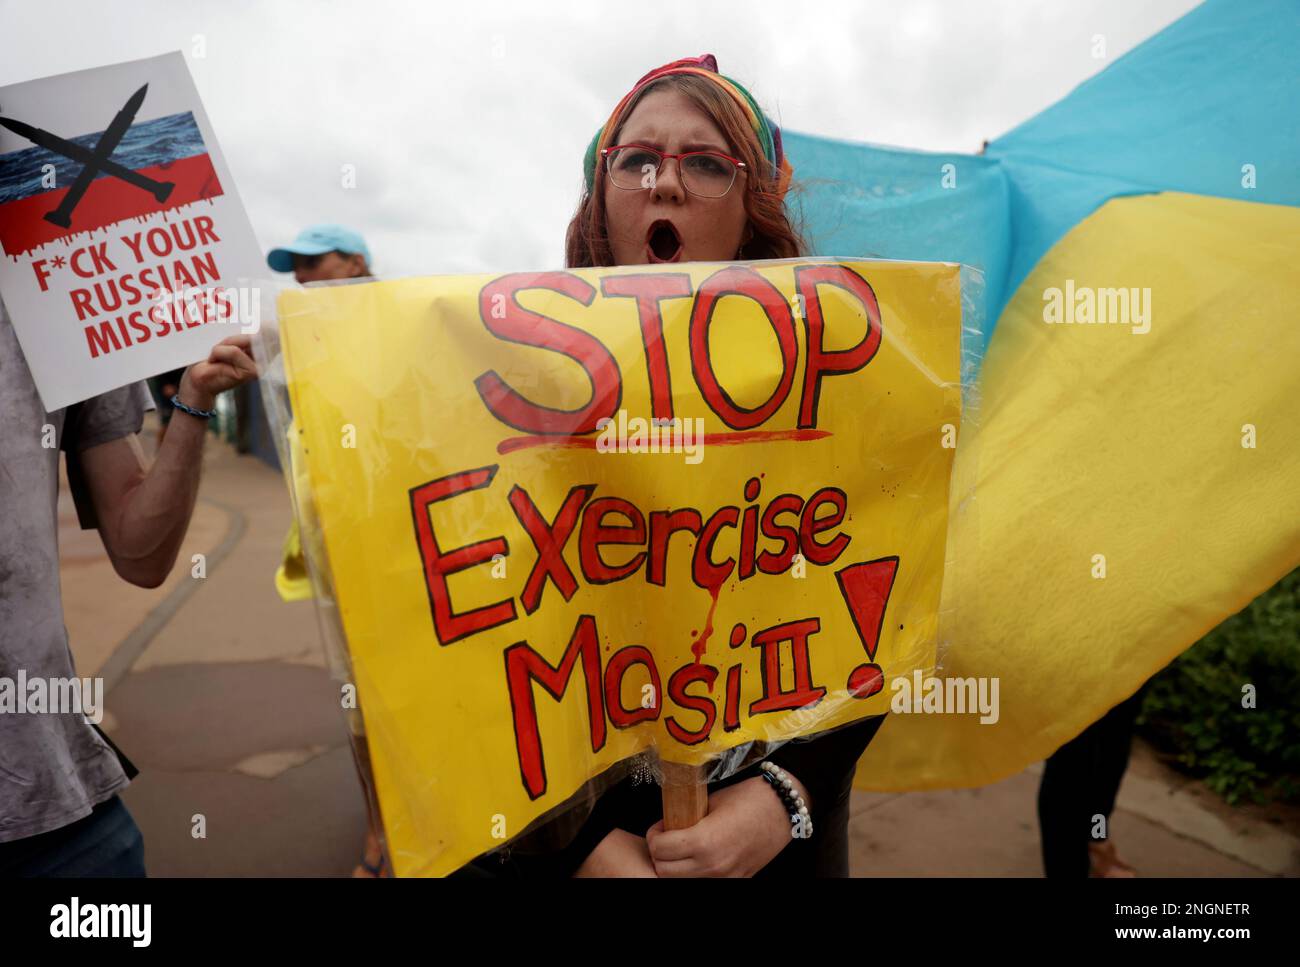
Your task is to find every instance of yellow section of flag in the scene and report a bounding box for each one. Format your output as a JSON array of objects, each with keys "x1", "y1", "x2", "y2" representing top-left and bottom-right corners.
[{"x1": 856, "y1": 193, "x2": 1300, "y2": 790}]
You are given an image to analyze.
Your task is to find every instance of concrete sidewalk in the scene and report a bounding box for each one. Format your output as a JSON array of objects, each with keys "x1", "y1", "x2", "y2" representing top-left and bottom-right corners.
[
  {"x1": 63, "y1": 424, "x2": 1300, "y2": 877},
  {"x1": 65, "y1": 422, "x2": 363, "y2": 876}
]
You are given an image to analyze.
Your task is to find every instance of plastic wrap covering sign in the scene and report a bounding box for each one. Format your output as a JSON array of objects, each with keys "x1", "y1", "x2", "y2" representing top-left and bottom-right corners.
[{"x1": 278, "y1": 258, "x2": 962, "y2": 876}]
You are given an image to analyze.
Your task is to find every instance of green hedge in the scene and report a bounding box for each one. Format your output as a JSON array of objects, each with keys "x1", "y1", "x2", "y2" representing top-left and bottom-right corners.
[{"x1": 1137, "y1": 567, "x2": 1300, "y2": 805}]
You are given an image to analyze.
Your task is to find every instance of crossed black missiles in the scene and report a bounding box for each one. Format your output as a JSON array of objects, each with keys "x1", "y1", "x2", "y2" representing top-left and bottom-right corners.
[{"x1": 0, "y1": 83, "x2": 176, "y2": 229}]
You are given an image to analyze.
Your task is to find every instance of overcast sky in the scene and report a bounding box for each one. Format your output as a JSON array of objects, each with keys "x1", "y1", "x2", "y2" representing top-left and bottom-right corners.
[{"x1": 0, "y1": 0, "x2": 1201, "y2": 277}]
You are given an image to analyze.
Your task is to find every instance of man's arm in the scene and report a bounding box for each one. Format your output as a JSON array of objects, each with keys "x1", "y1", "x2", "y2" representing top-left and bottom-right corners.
[{"x1": 80, "y1": 335, "x2": 258, "y2": 588}]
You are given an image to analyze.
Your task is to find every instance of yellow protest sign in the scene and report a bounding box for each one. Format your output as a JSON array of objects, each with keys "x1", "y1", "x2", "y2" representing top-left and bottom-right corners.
[{"x1": 278, "y1": 258, "x2": 962, "y2": 876}]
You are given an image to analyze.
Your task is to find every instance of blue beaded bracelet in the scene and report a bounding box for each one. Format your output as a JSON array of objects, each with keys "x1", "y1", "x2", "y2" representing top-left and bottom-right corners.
[{"x1": 171, "y1": 395, "x2": 217, "y2": 420}]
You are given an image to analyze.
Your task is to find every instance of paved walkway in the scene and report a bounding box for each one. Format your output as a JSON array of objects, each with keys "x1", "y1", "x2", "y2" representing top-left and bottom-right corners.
[
  {"x1": 62, "y1": 425, "x2": 1300, "y2": 877},
  {"x1": 64, "y1": 425, "x2": 362, "y2": 876}
]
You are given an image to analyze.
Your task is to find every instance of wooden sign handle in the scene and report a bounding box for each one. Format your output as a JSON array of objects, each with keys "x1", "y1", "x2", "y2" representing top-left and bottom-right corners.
[{"x1": 660, "y1": 760, "x2": 709, "y2": 830}]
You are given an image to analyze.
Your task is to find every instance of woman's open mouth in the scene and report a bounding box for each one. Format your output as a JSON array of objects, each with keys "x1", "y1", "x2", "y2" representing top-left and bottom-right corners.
[{"x1": 645, "y1": 219, "x2": 683, "y2": 263}]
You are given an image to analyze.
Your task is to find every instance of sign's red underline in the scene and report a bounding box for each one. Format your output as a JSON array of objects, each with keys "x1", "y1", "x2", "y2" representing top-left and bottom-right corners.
[{"x1": 497, "y1": 428, "x2": 832, "y2": 455}]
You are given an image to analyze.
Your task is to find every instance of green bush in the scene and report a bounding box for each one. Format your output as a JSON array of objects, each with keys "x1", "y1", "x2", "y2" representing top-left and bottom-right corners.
[{"x1": 1137, "y1": 567, "x2": 1300, "y2": 805}]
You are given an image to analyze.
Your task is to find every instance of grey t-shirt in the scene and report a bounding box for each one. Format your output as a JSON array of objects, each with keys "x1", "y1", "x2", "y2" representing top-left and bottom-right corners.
[{"x1": 0, "y1": 298, "x2": 151, "y2": 843}]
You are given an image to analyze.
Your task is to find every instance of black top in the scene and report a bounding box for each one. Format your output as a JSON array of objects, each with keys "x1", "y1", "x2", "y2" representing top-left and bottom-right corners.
[{"x1": 454, "y1": 714, "x2": 886, "y2": 879}]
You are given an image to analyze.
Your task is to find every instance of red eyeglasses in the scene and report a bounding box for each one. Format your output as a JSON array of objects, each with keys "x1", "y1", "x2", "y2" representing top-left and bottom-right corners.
[{"x1": 602, "y1": 144, "x2": 747, "y2": 198}]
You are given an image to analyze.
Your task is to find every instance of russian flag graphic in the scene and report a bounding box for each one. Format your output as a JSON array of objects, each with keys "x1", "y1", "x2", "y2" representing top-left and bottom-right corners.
[{"x1": 0, "y1": 88, "x2": 223, "y2": 257}]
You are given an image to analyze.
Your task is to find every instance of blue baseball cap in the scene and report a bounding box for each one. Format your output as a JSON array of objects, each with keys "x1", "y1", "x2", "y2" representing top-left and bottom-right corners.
[{"x1": 267, "y1": 224, "x2": 371, "y2": 273}]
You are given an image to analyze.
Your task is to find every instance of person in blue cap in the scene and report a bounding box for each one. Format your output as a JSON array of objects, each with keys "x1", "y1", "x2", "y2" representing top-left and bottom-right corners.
[
  {"x1": 267, "y1": 224, "x2": 373, "y2": 285},
  {"x1": 268, "y1": 223, "x2": 386, "y2": 877}
]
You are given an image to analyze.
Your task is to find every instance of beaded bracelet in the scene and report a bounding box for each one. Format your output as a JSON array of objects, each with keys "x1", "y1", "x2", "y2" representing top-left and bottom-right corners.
[
  {"x1": 171, "y1": 395, "x2": 217, "y2": 420},
  {"x1": 759, "y1": 761, "x2": 813, "y2": 840}
]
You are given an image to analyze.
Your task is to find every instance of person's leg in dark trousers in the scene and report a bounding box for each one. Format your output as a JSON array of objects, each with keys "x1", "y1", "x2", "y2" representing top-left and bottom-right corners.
[
  {"x1": 1038, "y1": 722, "x2": 1093, "y2": 878},
  {"x1": 0, "y1": 795, "x2": 146, "y2": 877},
  {"x1": 1037, "y1": 684, "x2": 1148, "y2": 877}
]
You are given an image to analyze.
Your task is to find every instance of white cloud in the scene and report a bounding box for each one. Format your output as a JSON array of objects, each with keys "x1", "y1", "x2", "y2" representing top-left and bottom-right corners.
[{"x1": 0, "y1": 0, "x2": 1200, "y2": 277}]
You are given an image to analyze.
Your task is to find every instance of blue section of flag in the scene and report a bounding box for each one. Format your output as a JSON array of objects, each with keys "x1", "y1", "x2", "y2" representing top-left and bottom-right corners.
[
  {"x1": 788, "y1": 0, "x2": 1300, "y2": 361},
  {"x1": 987, "y1": 0, "x2": 1300, "y2": 309},
  {"x1": 0, "y1": 111, "x2": 206, "y2": 205},
  {"x1": 785, "y1": 132, "x2": 1008, "y2": 368}
]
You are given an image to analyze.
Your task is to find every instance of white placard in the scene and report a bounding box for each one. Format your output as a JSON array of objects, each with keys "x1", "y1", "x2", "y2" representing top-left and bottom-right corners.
[{"x1": 0, "y1": 51, "x2": 263, "y2": 410}]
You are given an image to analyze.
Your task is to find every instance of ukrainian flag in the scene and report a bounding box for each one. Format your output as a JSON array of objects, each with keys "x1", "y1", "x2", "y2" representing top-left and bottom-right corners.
[{"x1": 787, "y1": 0, "x2": 1300, "y2": 789}]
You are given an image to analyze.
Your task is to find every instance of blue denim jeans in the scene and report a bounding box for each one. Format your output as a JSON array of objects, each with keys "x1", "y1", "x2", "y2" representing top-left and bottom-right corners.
[{"x1": 0, "y1": 795, "x2": 146, "y2": 877}]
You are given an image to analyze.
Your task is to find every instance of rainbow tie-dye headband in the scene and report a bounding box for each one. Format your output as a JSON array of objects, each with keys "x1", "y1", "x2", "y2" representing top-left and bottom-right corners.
[{"x1": 582, "y1": 54, "x2": 793, "y2": 198}]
